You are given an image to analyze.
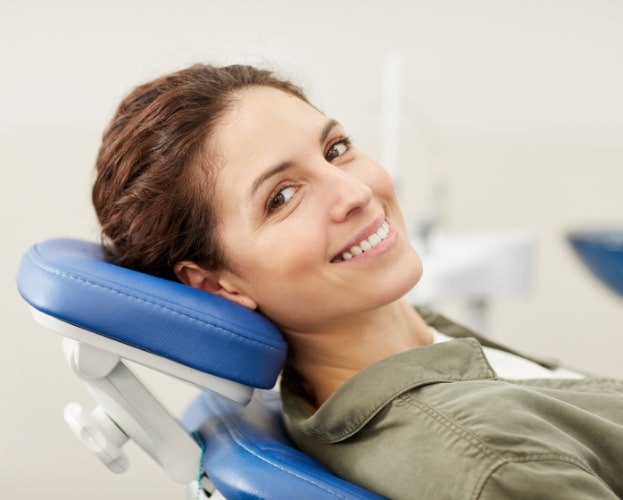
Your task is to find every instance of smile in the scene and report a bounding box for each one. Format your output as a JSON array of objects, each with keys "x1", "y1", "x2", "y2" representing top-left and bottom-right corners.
[{"x1": 332, "y1": 220, "x2": 391, "y2": 263}]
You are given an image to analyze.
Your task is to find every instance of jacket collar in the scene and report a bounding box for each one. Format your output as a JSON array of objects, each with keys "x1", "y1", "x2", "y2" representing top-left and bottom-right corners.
[{"x1": 286, "y1": 338, "x2": 496, "y2": 443}]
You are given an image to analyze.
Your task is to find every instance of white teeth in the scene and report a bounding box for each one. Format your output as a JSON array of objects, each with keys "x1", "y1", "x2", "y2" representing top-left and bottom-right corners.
[{"x1": 340, "y1": 220, "x2": 390, "y2": 261}]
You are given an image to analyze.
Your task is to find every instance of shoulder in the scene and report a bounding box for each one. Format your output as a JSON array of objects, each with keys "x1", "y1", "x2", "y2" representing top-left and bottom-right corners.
[{"x1": 476, "y1": 457, "x2": 619, "y2": 499}]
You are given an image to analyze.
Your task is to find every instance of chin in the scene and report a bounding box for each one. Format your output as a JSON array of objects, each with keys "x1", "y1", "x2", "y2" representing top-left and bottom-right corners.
[
  {"x1": 383, "y1": 251, "x2": 423, "y2": 303},
  {"x1": 400, "y1": 261, "x2": 424, "y2": 296}
]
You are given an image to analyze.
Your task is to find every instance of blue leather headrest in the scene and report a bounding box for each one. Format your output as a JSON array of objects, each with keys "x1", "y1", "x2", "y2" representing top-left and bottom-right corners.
[{"x1": 17, "y1": 238, "x2": 287, "y2": 388}]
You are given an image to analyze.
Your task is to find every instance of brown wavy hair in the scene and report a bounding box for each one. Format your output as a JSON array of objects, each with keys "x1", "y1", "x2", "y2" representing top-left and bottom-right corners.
[{"x1": 93, "y1": 64, "x2": 308, "y2": 281}]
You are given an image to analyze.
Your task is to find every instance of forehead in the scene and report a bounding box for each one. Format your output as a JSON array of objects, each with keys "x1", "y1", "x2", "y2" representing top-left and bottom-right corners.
[
  {"x1": 213, "y1": 86, "x2": 323, "y2": 157},
  {"x1": 207, "y1": 86, "x2": 326, "y2": 200}
]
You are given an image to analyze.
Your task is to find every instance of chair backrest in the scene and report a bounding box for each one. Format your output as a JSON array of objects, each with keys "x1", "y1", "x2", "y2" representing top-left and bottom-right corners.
[{"x1": 17, "y1": 238, "x2": 385, "y2": 498}]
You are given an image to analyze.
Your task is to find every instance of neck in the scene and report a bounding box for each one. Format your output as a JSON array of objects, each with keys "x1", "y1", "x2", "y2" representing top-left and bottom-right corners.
[{"x1": 282, "y1": 300, "x2": 432, "y2": 407}]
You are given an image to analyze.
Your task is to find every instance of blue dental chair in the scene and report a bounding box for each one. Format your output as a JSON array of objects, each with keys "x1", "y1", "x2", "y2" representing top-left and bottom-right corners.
[{"x1": 17, "y1": 238, "x2": 383, "y2": 499}]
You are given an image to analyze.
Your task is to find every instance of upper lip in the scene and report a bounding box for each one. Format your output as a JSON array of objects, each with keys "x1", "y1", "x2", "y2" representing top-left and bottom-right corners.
[{"x1": 331, "y1": 215, "x2": 387, "y2": 261}]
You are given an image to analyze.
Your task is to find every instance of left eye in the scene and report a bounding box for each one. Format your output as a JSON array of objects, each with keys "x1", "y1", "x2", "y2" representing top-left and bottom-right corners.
[
  {"x1": 267, "y1": 185, "x2": 297, "y2": 213},
  {"x1": 325, "y1": 138, "x2": 350, "y2": 161}
]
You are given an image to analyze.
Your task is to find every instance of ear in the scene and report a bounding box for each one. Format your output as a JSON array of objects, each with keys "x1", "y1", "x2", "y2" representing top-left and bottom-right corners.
[{"x1": 174, "y1": 261, "x2": 258, "y2": 311}]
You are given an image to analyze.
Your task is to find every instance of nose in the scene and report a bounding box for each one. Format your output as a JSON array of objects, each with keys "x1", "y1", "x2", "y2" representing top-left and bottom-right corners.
[{"x1": 323, "y1": 166, "x2": 373, "y2": 222}]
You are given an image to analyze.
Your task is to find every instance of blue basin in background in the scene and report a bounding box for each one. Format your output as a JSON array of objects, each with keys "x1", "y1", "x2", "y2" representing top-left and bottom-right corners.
[{"x1": 567, "y1": 230, "x2": 623, "y2": 298}]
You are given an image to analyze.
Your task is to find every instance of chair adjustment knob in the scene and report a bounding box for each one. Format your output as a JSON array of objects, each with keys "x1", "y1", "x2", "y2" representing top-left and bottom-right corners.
[{"x1": 64, "y1": 403, "x2": 129, "y2": 473}]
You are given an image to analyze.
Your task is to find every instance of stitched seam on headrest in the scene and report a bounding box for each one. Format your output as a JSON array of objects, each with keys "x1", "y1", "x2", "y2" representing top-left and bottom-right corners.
[{"x1": 33, "y1": 259, "x2": 283, "y2": 352}]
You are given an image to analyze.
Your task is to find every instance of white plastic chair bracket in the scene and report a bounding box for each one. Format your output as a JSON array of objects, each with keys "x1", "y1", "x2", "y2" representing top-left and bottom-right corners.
[
  {"x1": 32, "y1": 308, "x2": 253, "y2": 404},
  {"x1": 64, "y1": 402, "x2": 129, "y2": 473},
  {"x1": 63, "y1": 338, "x2": 202, "y2": 483}
]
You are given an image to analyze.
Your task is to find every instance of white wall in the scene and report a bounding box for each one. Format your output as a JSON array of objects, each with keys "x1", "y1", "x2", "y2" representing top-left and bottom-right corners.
[{"x1": 2, "y1": 0, "x2": 622, "y2": 498}]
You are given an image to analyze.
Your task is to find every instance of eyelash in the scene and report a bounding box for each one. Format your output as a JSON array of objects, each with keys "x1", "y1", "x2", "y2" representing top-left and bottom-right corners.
[
  {"x1": 266, "y1": 184, "x2": 297, "y2": 214},
  {"x1": 265, "y1": 135, "x2": 354, "y2": 214},
  {"x1": 325, "y1": 136, "x2": 352, "y2": 161}
]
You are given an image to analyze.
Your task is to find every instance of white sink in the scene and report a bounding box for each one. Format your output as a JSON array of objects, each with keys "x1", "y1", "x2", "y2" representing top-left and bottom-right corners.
[{"x1": 406, "y1": 230, "x2": 535, "y2": 304}]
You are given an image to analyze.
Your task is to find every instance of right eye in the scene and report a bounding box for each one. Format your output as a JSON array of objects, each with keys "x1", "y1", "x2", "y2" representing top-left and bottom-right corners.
[
  {"x1": 325, "y1": 136, "x2": 352, "y2": 162},
  {"x1": 267, "y1": 185, "x2": 297, "y2": 213}
]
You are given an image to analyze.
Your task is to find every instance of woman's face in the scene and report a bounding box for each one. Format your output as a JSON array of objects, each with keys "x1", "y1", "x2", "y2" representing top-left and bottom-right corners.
[{"x1": 206, "y1": 86, "x2": 422, "y2": 333}]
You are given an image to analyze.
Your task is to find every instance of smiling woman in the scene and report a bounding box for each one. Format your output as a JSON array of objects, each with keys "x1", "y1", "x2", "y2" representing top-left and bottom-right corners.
[
  {"x1": 174, "y1": 86, "x2": 424, "y2": 339},
  {"x1": 92, "y1": 64, "x2": 623, "y2": 499}
]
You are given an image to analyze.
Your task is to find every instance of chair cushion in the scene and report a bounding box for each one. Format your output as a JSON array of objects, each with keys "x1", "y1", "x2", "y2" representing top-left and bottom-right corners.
[
  {"x1": 17, "y1": 238, "x2": 287, "y2": 388},
  {"x1": 183, "y1": 390, "x2": 384, "y2": 499}
]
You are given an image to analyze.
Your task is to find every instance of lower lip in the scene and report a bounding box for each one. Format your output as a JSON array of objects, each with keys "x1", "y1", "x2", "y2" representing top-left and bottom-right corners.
[{"x1": 334, "y1": 222, "x2": 398, "y2": 264}]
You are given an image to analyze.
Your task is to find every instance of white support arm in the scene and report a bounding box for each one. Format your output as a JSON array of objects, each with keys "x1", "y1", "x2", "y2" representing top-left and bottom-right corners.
[
  {"x1": 63, "y1": 339, "x2": 202, "y2": 483},
  {"x1": 32, "y1": 308, "x2": 253, "y2": 404}
]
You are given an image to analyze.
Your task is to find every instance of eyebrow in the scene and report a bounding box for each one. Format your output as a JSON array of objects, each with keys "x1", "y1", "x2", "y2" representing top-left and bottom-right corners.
[{"x1": 250, "y1": 119, "x2": 340, "y2": 195}]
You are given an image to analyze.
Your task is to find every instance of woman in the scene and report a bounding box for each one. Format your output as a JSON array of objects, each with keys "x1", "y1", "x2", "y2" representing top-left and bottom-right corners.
[{"x1": 93, "y1": 64, "x2": 623, "y2": 499}]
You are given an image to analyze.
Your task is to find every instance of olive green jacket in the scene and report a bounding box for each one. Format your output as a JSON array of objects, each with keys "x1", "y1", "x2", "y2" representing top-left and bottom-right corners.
[{"x1": 281, "y1": 308, "x2": 623, "y2": 499}]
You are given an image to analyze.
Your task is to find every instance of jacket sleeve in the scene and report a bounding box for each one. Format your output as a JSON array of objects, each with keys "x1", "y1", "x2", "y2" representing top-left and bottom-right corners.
[{"x1": 477, "y1": 459, "x2": 619, "y2": 500}]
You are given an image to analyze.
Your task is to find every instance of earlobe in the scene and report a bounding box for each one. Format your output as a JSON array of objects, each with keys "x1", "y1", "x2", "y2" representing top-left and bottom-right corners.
[
  {"x1": 218, "y1": 290, "x2": 258, "y2": 311},
  {"x1": 174, "y1": 261, "x2": 258, "y2": 311}
]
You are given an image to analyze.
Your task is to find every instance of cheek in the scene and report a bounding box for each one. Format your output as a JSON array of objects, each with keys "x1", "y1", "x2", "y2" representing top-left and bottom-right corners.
[
  {"x1": 367, "y1": 164, "x2": 399, "y2": 203},
  {"x1": 236, "y1": 226, "x2": 329, "y2": 324},
  {"x1": 264, "y1": 223, "x2": 325, "y2": 275},
  {"x1": 230, "y1": 220, "x2": 327, "y2": 287}
]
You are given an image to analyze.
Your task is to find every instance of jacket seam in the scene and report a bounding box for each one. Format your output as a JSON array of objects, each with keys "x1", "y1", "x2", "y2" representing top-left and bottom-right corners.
[
  {"x1": 471, "y1": 454, "x2": 603, "y2": 500},
  {"x1": 402, "y1": 394, "x2": 501, "y2": 461}
]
